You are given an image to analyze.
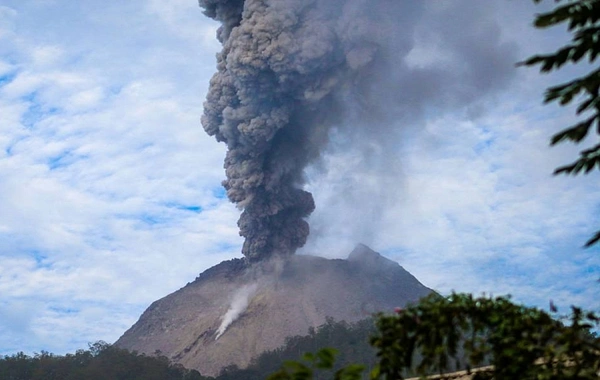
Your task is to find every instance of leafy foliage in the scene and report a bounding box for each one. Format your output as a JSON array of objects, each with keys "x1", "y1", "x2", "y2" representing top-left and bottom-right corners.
[
  {"x1": 0, "y1": 341, "x2": 208, "y2": 380},
  {"x1": 370, "y1": 293, "x2": 600, "y2": 380},
  {"x1": 267, "y1": 348, "x2": 365, "y2": 380},
  {"x1": 215, "y1": 317, "x2": 377, "y2": 380},
  {"x1": 268, "y1": 294, "x2": 600, "y2": 380},
  {"x1": 3, "y1": 297, "x2": 598, "y2": 380},
  {"x1": 0, "y1": 318, "x2": 376, "y2": 380},
  {"x1": 520, "y1": 0, "x2": 600, "y2": 246}
]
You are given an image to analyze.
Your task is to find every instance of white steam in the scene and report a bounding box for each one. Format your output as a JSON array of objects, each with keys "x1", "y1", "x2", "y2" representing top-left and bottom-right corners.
[{"x1": 215, "y1": 284, "x2": 258, "y2": 340}]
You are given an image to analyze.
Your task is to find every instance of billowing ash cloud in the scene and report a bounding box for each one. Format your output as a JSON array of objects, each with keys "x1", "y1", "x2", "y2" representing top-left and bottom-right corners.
[{"x1": 199, "y1": 0, "x2": 517, "y2": 261}]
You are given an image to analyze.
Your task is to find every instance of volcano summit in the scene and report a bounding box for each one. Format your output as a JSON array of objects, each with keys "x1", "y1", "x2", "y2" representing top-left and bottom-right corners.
[{"x1": 116, "y1": 245, "x2": 432, "y2": 376}]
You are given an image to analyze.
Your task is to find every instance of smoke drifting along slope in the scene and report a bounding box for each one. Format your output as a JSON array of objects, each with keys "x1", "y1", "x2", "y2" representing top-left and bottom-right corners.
[
  {"x1": 215, "y1": 283, "x2": 257, "y2": 339},
  {"x1": 199, "y1": 0, "x2": 516, "y2": 261}
]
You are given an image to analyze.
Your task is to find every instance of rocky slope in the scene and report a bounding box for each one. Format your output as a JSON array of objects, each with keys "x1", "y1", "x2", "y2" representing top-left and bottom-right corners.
[{"x1": 115, "y1": 244, "x2": 432, "y2": 376}]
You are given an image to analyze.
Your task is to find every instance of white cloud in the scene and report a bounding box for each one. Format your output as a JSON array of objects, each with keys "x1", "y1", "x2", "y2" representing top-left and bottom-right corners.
[
  {"x1": 0, "y1": 0, "x2": 598, "y2": 358},
  {"x1": 302, "y1": 1, "x2": 600, "y2": 311},
  {"x1": 0, "y1": 0, "x2": 242, "y2": 355}
]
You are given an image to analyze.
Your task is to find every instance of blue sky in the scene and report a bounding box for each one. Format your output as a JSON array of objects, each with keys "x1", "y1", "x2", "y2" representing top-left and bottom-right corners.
[{"x1": 0, "y1": 0, "x2": 599, "y2": 356}]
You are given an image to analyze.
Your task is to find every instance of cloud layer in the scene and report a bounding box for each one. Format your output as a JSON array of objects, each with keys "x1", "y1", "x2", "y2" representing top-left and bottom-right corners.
[
  {"x1": 0, "y1": 0, "x2": 598, "y2": 356},
  {"x1": 0, "y1": 0, "x2": 242, "y2": 354}
]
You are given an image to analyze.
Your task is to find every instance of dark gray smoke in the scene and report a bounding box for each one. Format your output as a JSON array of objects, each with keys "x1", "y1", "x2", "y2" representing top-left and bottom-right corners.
[{"x1": 199, "y1": 0, "x2": 516, "y2": 261}]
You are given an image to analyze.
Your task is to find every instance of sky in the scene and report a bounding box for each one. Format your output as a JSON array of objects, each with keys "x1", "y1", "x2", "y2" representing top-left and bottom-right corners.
[{"x1": 0, "y1": 0, "x2": 599, "y2": 356}]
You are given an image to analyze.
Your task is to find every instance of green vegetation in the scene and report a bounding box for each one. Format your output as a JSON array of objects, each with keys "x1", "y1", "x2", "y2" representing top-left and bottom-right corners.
[
  {"x1": 267, "y1": 348, "x2": 365, "y2": 380},
  {"x1": 520, "y1": 0, "x2": 600, "y2": 246},
  {"x1": 5, "y1": 297, "x2": 596, "y2": 380},
  {"x1": 0, "y1": 318, "x2": 376, "y2": 380},
  {"x1": 372, "y1": 293, "x2": 599, "y2": 379},
  {"x1": 0, "y1": 342, "x2": 208, "y2": 380},
  {"x1": 215, "y1": 317, "x2": 377, "y2": 380},
  {"x1": 271, "y1": 294, "x2": 600, "y2": 380}
]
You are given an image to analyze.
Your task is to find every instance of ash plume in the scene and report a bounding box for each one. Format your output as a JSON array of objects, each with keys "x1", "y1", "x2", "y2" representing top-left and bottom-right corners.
[{"x1": 199, "y1": 0, "x2": 517, "y2": 261}]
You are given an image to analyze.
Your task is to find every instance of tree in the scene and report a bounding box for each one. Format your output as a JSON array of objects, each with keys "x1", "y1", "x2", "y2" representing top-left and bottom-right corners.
[
  {"x1": 266, "y1": 348, "x2": 365, "y2": 380},
  {"x1": 0, "y1": 342, "x2": 210, "y2": 380},
  {"x1": 520, "y1": 0, "x2": 600, "y2": 246},
  {"x1": 371, "y1": 293, "x2": 600, "y2": 380},
  {"x1": 267, "y1": 294, "x2": 600, "y2": 379}
]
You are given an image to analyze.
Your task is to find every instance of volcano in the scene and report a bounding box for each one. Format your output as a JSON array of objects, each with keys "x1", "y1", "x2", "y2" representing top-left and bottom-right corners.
[{"x1": 115, "y1": 244, "x2": 432, "y2": 376}]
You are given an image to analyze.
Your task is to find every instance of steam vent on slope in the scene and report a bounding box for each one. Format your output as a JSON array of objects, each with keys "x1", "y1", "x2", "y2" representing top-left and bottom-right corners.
[{"x1": 115, "y1": 245, "x2": 432, "y2": 376}]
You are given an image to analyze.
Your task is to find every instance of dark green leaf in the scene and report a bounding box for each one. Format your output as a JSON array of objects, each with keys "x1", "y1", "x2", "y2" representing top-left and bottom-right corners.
[{"x1": 550, "y1": 116, "x2": 595, "y2": 145}]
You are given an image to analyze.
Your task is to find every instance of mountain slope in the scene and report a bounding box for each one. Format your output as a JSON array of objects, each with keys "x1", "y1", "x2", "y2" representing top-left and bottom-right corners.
[{"x1": 115, "y1": 244, "x2": 432, "y2": 376}]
